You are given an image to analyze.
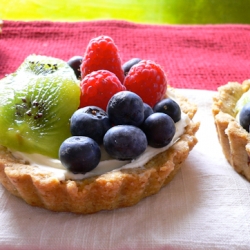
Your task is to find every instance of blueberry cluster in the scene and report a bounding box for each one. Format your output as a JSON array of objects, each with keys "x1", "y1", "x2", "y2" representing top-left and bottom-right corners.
[
  {"x1": 59, "y1": 91, "x2": 181, "y2": 174},
  {"x1": 239, "y1": 103, "x2": 250, "y2": 132}
]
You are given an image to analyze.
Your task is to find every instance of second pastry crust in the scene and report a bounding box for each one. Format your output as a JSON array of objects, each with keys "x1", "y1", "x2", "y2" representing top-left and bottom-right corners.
[{"x1": 212, "y1": 80, "x2": 250, "y2": 181}]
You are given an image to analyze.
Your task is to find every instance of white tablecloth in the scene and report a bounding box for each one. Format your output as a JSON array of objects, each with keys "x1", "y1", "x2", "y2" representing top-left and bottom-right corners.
[{"x1": 0, "y1": 89, "x2": 249, "y2": 250}]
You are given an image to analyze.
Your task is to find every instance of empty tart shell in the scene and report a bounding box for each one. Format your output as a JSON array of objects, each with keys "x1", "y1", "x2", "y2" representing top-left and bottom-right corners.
[
  {"x1": 212, "y1": 80, "x2": 250, "y2": 181},
  {"x1": 0, "y1": 89, "x2": 199, "y2": 214}
]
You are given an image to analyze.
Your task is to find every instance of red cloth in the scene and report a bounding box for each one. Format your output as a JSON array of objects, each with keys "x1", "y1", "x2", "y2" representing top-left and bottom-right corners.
[{"x1": 0, "y1": 20, "x2": 250, "y2": 90}]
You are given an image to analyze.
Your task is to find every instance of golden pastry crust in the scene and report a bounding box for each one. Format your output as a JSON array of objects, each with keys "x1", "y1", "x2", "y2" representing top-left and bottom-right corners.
[
  {"x1": 212, "y1": 80, "x2": 250, "y2": 180},
  {"x1": 0, "y1": 89, "x2": 199, "y2": 214}
]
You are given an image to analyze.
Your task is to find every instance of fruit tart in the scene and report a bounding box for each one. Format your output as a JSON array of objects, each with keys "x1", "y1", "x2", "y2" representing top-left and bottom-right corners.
[
  {"x1": 0, "y1": 36, "x2": 199, "y2": 214},
  {"x1": 212, "y1": 80, "x2": 250, "y2": 181}
]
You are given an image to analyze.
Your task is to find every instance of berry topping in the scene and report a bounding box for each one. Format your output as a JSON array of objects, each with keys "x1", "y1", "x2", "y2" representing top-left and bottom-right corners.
[
  {"x1": 239, "y1": 103, "x2": 250, "y2": 132},
  {"x1": 70, "y1": 106, "x2": 112, "y2": 144},
  {"x1": 103, "y1": 125, "x2": 147, "y2": 160},
  {"x1": 80, "y1": 35, "x2": 125, "y2": 83},
  {"x1": 107, "y1": 91, "x2": 144, "y2": 126},
  {"x1": 143, "y1": 103, "x2": 154, "y2": 121},
  {"x1": 153, "y1": 98, "x2": 181, "y2": 123},
  {"x1": 122, "y1": 58, "x2": 141, "y2": 76},
  {"x1": 124, "y1": 60, "x2": 167, "y2": 107},
  {"x1": 67, "y1": 56, "x2": 83, "y2": 79},
  {"x1": 59, "y1": 136, "x2": 101, "y2": 174},
  {"x1": 79, "y1": 70, "x2": 126, "y2": 110},
  {"x1": 142, "y1": 113, "x2": 176, "y2": 148}
]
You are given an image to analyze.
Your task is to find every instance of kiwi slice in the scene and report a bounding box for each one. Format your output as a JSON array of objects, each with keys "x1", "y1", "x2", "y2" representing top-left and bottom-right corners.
[
  {"x1": 0, "y1": 55, "x2": 80, "y2": 158},
  {"x1": 235, "y1": 89, "x2": 250, "y2": 114}
]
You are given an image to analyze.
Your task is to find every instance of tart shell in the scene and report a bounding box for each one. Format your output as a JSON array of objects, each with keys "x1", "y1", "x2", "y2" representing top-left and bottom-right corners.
[
  {"x1": 0, "y1": 89, "x2": 199, "y2": 214},
  {"x1": 212, "y1": 80, "x2": 250, "y2": 181}
]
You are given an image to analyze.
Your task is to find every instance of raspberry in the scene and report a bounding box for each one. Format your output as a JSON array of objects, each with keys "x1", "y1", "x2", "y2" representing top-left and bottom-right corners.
[
  {"x1": 79, "y1": 70, "x2": 126, "y2": 110},
  {"x1": 124, "y1": 60, "x2": 167, "y2": 107},
  {"x1": 80, "y1": 35, "x2": 125, "y2": 84}
]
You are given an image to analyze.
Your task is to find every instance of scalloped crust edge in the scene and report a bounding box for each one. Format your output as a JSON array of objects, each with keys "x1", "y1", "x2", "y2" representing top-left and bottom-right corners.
[
  {"x1": 0, "y1": 89, "x2": 199, "y2": 214},
  {"x1": 212, "y1": 80, "x2": 250, "y2": 181}
]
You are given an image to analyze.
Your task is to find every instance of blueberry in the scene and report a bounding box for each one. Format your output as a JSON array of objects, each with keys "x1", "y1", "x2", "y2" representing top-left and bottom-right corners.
[
  {"x1": 122, "y1": 58, "x2": 141, "y2": 76},
  {"x1": 153, "y1": 98, "x2": 181, "y2": 123},
  {"x1": 107, "y1": 91, "x2": 144, "y2": 126},
  {"x1": 67, "y1": 56, "x2": 83, "y2": 79},
  {"x1": 59, "y1": 136, "x2": 101, "y2": 173},
  {"x1": 143, "y1": 103, "x2": 154, "y2": 121},
  {"x1": 239, "y1": 103, "x2": 250, "y2": 132},
  {"x1": 103, "y1": 125, "x2": 147, "y2": 160},
  {"x1": 142, "y1": 113, "x2": 176, "y2": 148},
  {"x1": 70, "y1": 106, "x2": 111, "y2": 144}
]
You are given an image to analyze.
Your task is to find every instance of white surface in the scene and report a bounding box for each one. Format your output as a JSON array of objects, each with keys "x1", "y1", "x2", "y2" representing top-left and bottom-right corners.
[{"x1": 0, "y1": 89, "x2": 250, "y2": 250}]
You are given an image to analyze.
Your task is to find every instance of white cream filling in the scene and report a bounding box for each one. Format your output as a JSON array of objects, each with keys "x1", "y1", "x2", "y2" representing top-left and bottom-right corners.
[{"x1": 11, "y1": 112, "x2": 190, "y2": 181}]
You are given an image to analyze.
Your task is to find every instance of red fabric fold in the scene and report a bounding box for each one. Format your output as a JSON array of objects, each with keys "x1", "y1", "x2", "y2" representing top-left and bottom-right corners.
[{"x1": 1, "y1": 20, "x2": 250, "y2": 90}]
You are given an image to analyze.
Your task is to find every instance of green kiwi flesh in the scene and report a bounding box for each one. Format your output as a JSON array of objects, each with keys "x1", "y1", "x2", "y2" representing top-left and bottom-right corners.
[{"x1": 0, "y1": 55, "x2": 80, "y2": 158}]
